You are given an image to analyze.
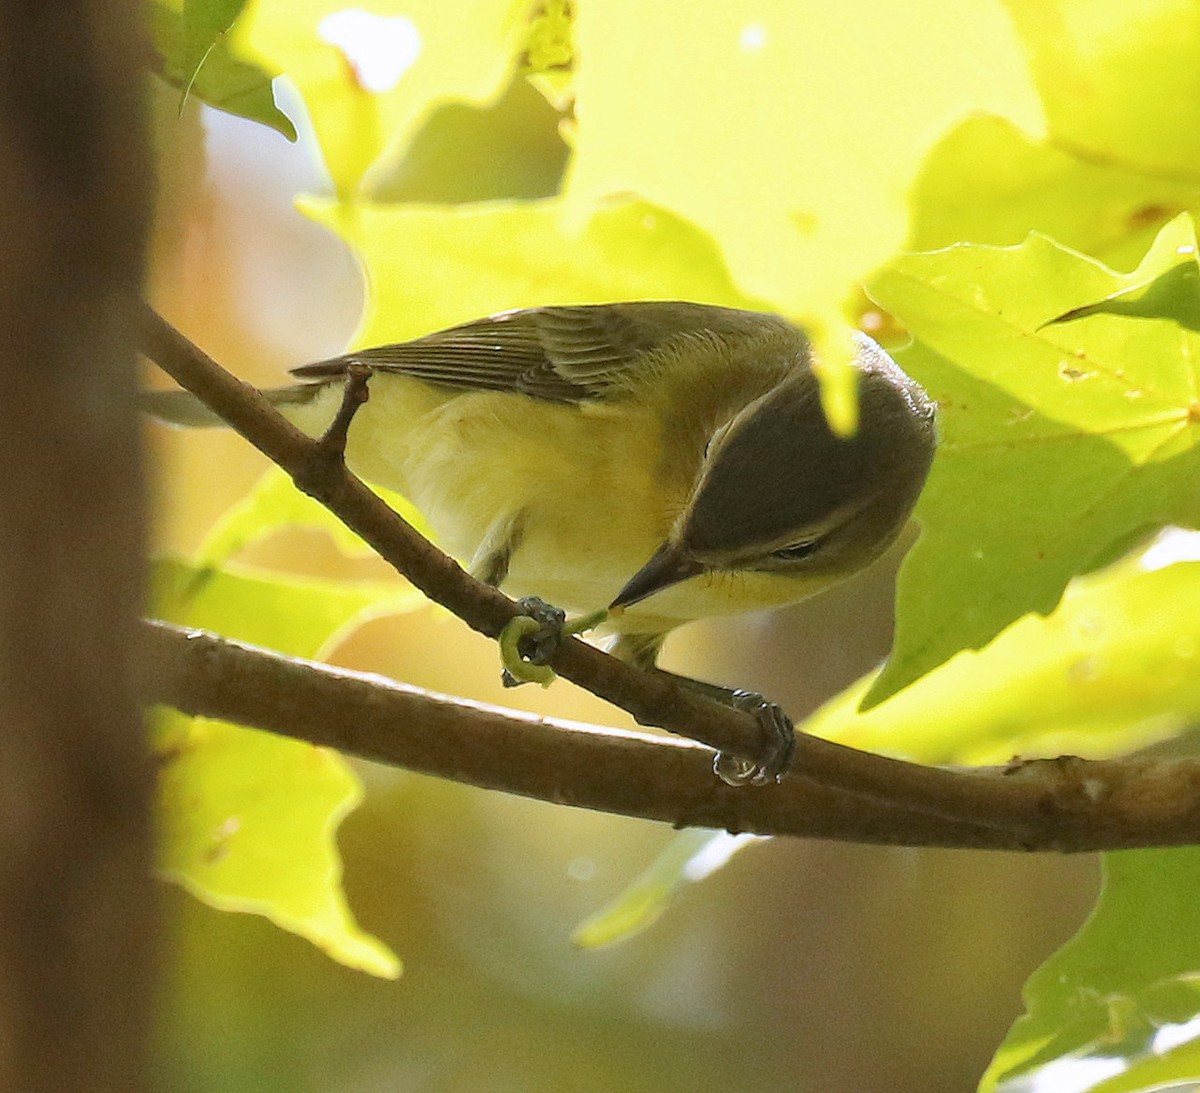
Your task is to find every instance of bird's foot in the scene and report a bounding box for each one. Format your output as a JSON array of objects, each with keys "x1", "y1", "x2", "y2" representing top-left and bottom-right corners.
[{"x1": 712, "y1": 691, "x2": 796, "y2": 787}]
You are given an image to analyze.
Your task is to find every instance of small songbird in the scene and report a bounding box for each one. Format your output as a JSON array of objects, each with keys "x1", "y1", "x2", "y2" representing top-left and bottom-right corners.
[{"x1": 147, "y1": 302, "x2": 936, "y2": 777}]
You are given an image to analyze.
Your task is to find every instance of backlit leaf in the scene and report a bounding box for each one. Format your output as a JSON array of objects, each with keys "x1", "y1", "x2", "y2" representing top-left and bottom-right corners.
[{"x1": 866, "y1": 214, "x2": 1200, "y2": 703}]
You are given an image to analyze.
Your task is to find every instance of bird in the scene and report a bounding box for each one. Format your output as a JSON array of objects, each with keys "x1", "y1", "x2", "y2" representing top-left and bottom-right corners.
[{"x1": 147, "y1": 301, "x2": 937, "y2": 779}]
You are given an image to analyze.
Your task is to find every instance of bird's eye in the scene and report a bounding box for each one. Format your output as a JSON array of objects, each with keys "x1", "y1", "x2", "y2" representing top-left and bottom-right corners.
[{"x1": 770, "y1": 537, "x2": 822, "y2": 562}]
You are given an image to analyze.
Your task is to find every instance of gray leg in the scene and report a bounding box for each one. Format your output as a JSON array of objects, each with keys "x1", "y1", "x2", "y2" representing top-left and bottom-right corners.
[
  {"x1": 650, "y1": 667, "x2": 796, "y2": 786},
  {"x1": 606, "y1": 631, "x2": 667, "y2": 671},
  {"x1": 469, "y1": 514, "x2": 525, "y2": 588}
]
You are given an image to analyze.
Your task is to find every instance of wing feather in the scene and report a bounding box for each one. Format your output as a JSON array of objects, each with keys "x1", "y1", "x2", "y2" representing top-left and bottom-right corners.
[{"x1": 290, "y1": 302, "x2": 791, "y2": 403}]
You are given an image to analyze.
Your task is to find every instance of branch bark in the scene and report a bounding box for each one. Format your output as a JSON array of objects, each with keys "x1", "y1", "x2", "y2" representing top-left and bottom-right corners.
[
  {"x1": 142, "y1": 620, "x2": 1016, "y2": 849},
  {"x1": 0, "y1": 5, "x2": 155, "y2": 1091},
  {"x1": 141, "y1": 621, "x2": 1200, "y2": 852}
]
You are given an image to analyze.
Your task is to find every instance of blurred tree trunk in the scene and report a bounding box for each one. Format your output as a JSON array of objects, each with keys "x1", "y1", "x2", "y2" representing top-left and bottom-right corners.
[{"x1": 0, "y1": 3, "x2": 156, "y2": 1090}]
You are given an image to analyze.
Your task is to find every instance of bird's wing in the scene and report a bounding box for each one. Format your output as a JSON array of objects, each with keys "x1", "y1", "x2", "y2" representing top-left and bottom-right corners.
[{"x1": 290, "y1": 302, "x2": 784, "y2": 403}]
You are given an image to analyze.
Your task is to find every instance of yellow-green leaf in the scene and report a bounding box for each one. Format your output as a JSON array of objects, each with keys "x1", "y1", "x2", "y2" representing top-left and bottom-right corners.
[
  {"x1": 1007, "y1": 0, "x2": 1200, "y2": 182},
  {"x1": 157, "y1": 710, "x2": 398, "y2": 978},
  {"x1": 573, "y1": 830, "x2": 763, "y2": 949},
  {"x1": 152, "y1": 556, "x2": 418, "y2": 977},
  {"x1": 808, "y1": 549, "x2": 1200, "y2": 767},
  {"x1": 299, "y1": 196, "x2": 765, "y2": 349},
  {"x1": 194, "y1": 464, "x2": 432, "y2": 570},
  {"x1": 867, "y1": 214, "x2": 1200, "y2": 703},
  {"x1": 564, "y1": 1, "x2": 1044, "y2": 430},
  {"x1": 981, "y1": 849, "x2": 1200, "y2": 1092},
  {"x1": 231, "y1": 0, "x2": 530, "y2": 195},
  {"x1": 152, "y1": 554, "x2": 422, "y2": 653},
  {"x1": 908, "y1": 114, "x2": 1200, "y2": 270}
]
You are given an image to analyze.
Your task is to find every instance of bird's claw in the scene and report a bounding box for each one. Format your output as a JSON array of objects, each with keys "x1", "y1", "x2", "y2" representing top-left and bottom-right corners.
[
  {"x1": 712, "y1": 691, "x2": 795, "y2": 786},
  {"x1": 499, "y1": 596, "x2": 566, "y2": 688}
]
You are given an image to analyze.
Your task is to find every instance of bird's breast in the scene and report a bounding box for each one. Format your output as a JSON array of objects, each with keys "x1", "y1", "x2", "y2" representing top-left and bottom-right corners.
[
  {"x1": 338, "y1": 376, "x2": 683, "y2": 611},
  {"x1": 293, "y1": 372, "x2": 831, "y2": 633}
]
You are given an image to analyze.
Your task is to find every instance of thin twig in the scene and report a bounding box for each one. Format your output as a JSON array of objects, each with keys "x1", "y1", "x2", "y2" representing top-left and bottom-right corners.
[{"x1": 313, "y1": 362, "x2": 371, "y2": 462}]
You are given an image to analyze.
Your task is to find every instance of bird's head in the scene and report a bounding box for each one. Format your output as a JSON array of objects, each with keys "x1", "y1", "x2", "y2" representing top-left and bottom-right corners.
[{"x1": 610, "y1": 334, "x2": 937, "y2": 610}]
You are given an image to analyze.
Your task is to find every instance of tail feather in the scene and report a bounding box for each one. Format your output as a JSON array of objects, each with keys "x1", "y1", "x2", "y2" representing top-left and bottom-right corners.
[{"x1": 141, "y1": 383, "x2": 328, "y2": 428}]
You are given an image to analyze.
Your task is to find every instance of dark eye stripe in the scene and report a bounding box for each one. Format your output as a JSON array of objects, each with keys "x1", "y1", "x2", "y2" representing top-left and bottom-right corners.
[{"x1": 770, "y1": 538, "x2": 821, "y2": 561}]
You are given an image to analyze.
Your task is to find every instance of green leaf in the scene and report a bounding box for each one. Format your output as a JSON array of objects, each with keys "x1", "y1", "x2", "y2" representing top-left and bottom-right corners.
[
  {"x1": 152, "y1": 556, "x2": 418, "y2": 978},
  {"x1": 367, "y1": 78, "x2": 568, "y2": 205},
  {"x1": 231, "y1": 0, "x2": 530, "y2": 195},
  {"x1": 298, "y1": 196, "x2": 766, "y2": 350},
  {"x1": 1006, "y1": 0, "x2": 1200, "y2": 182},
  {"x1": 564, "y1": 0, "x2": 1044, "y2": 430},
  {"x1": 152, "y1": 554, "x2": 422, "y2": 653},
  {"x1": 572, "y1": 830, "x2": 763, "y2": 948},
  {"x1": 807, "y1": 550, "x2": 1200, "y2": 766},
  {"x1": 520, "y1": 0, "x2": 573, "y2": 110},
  {"x1": 866, "y1": 214, "x2": 1200, "y2": 703},
  {"x1": 156, "y1": 710, "x2": 398, "y2": 978},
  {"x1": 981, "y1": 850, "x2": 1200, "y2": 1092},
  {"x1": 149, "y1": 0, "x2": 297, "y2": 140},
  {"x1": 1086, "y1": 1032, "x2": 1200, "y2": 1093},
  {"x1": 180, "y1": 0, "x2": 247, "y2": 89},
  {"x1": 194, "y1": 464, "x2": 433, "y2": 571},
  {"x1": 1050, "y1": 261, "x2": 1200, "y2": 335},
  {"x1": 908, "y1": 114, "x2": 1200, "y2": 270}
]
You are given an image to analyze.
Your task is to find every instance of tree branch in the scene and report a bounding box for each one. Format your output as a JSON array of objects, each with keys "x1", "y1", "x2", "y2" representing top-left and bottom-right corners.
[
  {"x1": 141, "y1": 620, "x2": 1200, "y2": 852},
  {"x1": 138, "y1": 307, "x2": 1200, "y2": 845}
]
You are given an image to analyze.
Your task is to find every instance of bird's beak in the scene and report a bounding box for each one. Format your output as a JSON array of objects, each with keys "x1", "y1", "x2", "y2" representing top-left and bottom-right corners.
[{"x1": 609, "y1": 541, "x2": 705, "y2": 610}]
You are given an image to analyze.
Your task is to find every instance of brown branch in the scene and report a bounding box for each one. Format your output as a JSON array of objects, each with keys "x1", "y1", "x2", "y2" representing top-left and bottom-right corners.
[
  {"x1": 137, "y1": 306, "x2": 1196, "y2": 843},
  {"x1": 141, "y1": 621, "x2": 1200, "y2": 852},
  {"x1": 136, "y1": 622, "x2": 1004, "y2": 848}
]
